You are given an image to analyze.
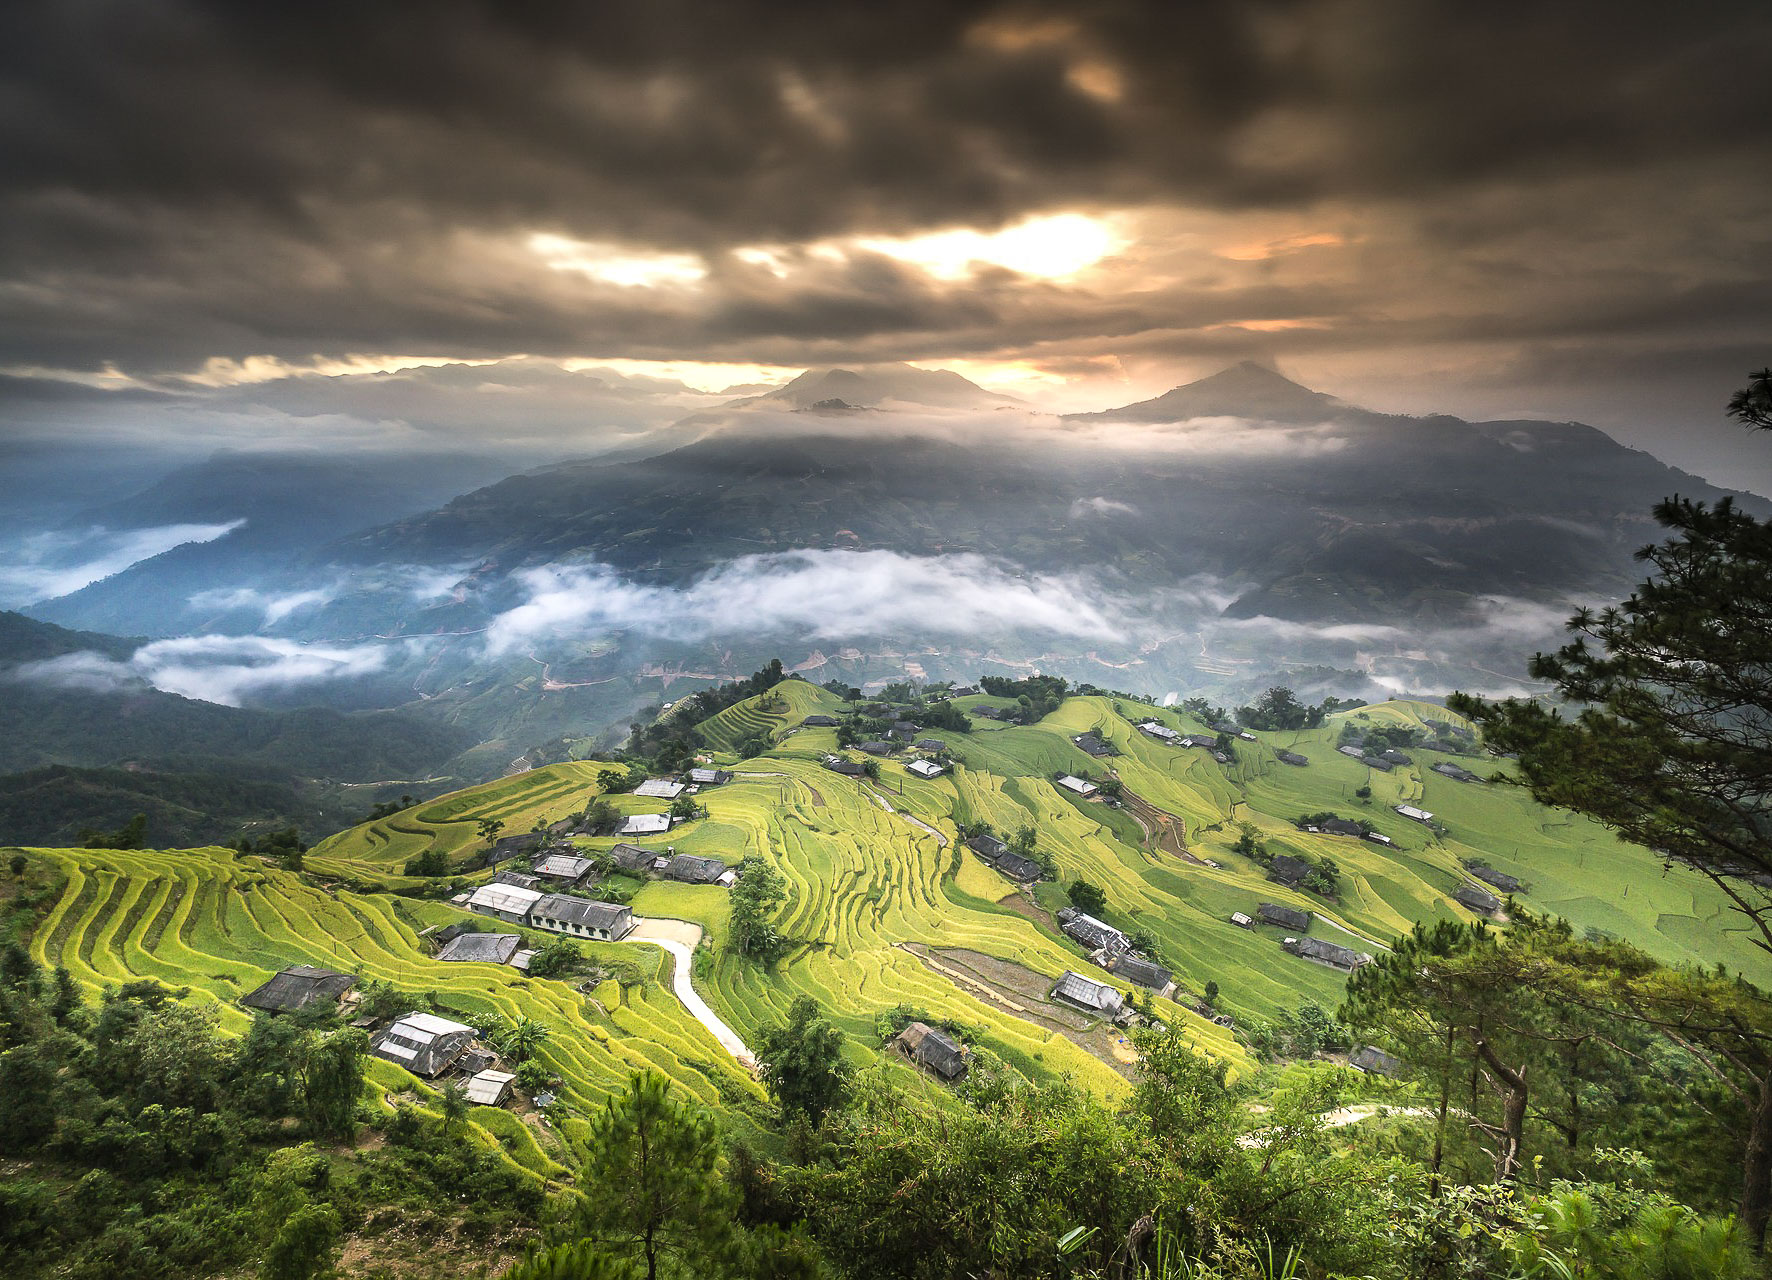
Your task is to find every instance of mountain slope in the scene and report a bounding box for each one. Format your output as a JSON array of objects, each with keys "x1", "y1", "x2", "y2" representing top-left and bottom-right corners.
[{"x1": 314, "y1": 365, "x2": 1759, "y2": 632}]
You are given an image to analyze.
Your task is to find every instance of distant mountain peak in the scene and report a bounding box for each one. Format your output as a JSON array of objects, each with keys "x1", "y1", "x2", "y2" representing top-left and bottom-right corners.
[
  {"x1": 734, "y1": 362, "x2": 1019, "y2": 412},
  {"x1": 1071, "y1": 360, "x2": 1353, "y2": 424}
]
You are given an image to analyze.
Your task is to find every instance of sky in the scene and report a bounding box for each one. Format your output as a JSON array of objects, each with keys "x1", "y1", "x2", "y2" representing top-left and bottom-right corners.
[{"x1": 2, "y1": 1, "x2": 1770, "y2": 489}]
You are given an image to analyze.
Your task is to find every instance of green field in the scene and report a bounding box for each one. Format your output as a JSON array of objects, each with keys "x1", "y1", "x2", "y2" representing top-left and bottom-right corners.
[{"x1": 12, "y1": 686, "x2": 1766, "y2": 1174}]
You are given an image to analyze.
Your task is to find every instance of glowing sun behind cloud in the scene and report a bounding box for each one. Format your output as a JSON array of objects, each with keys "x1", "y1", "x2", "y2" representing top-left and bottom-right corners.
[{"x1": 853, "y1": 212, "x2": 1124, "y2": 280}]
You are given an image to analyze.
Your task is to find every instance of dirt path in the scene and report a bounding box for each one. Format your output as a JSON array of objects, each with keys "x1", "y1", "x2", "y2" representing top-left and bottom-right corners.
[
  {"x1": 864, "y1": 784, "x2": 948, "y2": 846},
  {"x1": 1312, "y1": 913, "x2": 1393, "y2": 954},
  {"x1": 626, "y1": 918, "x2": 754, "y2": 1068}
]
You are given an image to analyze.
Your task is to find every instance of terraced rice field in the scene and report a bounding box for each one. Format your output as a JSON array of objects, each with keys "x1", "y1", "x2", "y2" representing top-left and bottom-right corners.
[
  {"x1": 696, "y1": 679, "x2": 845, "y2": 754},
  {"x1": 18, "y1": 685, "x2": 1767, "y2": 1161},
  {"x1": 17, "y1": 843, "x2": 767, "y2": 1168}
]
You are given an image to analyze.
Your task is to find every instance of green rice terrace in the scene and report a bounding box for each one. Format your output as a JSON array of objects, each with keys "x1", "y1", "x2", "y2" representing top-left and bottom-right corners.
[{"x1": 8, "y1": 682, "x2": 1765, "y2": 1179}]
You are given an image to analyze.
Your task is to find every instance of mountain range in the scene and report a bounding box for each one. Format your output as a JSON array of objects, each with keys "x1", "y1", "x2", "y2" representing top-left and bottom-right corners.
[{"x1": 2, "y1": 360, "x2": 1760, "y2": 845}]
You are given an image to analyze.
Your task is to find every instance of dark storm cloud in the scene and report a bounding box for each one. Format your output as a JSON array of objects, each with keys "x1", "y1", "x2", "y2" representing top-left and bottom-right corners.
[{"x1": 0, "y1": 0, "x2": 1766, "y2": 437}]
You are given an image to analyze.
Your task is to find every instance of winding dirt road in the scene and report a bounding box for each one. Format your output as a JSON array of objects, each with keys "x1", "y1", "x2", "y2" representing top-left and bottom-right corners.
[{"x1": 626, "y1": 918, "x2": 755, "y2": 1068}]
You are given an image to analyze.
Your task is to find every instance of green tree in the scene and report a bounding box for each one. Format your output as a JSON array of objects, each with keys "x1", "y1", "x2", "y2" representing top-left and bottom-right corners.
[
  {"x1": 729, "y1": 859, "x2": 788, "y2": 960},
  {"x1": 756, "y1": 996, "x2": 852, "y2": 1124},
  {"x1": 527, "y1": 937, "x2": 584, "y2": 979},
  {"x1": 477, "y1": 817, "x2": 506, "y2": 844},
  {"x1": 297, "y1": 1026, "x2": 367, "y2": 1141},
  {"x1": 1067, "y1": 879, "x2": 1108, "y2": 916},
  {"x1": 8, "y1": 852, "x2": 25, "y2": 877},
  {"x1": 498, "y1": 1016, "x2": 552, "y2": 1064},
  {"x1": 259, "y1": 1203, "x2": 340, "y2": 1280},
  {"x1": 568, "y1": 1072, "x2": 732, "y2": 1280},
  {"x1": 440, "y1": 1078, "x2": 469, "y2": 1137}
]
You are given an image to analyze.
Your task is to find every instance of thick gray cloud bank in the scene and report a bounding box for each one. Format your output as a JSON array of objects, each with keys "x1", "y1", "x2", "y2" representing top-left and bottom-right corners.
[
  {"x1": 0, "y1": 521, "x2": 245, "y2": 606},
  {"x1": 482, "y1": 551, "x2": 1187, "y2": 654},
  {"x1": 15, "y1": 634, "x2": 394, "y2": 706},
  {"x1": 0, "y1": 1, "x2": 1768, "y2": 488}
]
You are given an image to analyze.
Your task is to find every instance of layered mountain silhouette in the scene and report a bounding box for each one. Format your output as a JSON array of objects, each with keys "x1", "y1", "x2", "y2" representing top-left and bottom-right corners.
[{"x1": 27, "y1": 363, "x2": 1762, "y2": 641}]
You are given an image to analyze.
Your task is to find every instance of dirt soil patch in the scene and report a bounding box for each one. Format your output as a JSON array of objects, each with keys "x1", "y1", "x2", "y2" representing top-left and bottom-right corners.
[
  {"x1": 994, "y1": 889, "x2": 1055, "y2": 931},
  {"x1": 1122, "y1": 788, "x2": 1208, "y2": 864},
  {"x1": 898, "y1": 942, "x2": 1137, "y2": 1079}
]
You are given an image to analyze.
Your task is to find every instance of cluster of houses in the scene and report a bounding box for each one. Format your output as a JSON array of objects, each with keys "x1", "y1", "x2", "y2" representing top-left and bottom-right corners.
[
  {"x1": 1336, "y1": 742, "x2": 1410, "y2": 772},
  {"x1": 1055, "y1": 905, "x2": 1176, "y2": 997},
  {"x1": 1137, "y1": 721, "x2": 1230, "y2": 762},
  {"x1": 1234, "y1": 902, "x2": 1374, "y2": 972},
  {"x1": 965, "y1": 831, "x2": 1043, "y2": 884},
  {"x1": 240, "y1": 966, "x2": 521, "y2": 1106},
  {"x1": 1298, "y1": 815, "x2": 1399, "y2": 849}
]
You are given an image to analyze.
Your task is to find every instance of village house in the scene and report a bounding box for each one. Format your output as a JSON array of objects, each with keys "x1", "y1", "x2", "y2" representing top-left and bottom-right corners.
[
  {"x1": 372, "y1": 1012, "x2": 476, "y2": 1077},
  {"x1": 634, "y1": 778, "x2": 687, "y2": 800},
  {"x1": 610, "y1": 843, "x2": 664, "y2": 875},
  {"x1": 1138, "y1": 721, "x2": 1182, "y2": 744},
  {"x1": 1395, "y1": 804, "x2": 1434, "y2": 823},
  {"x1": 801, "y1": 714, "x2": 838, "y2": 727},
  {"x1": 1336, "y1": 744, "x2": 1366, "y2": 760},
  {"x1": 662, "y1": 853, "x2": 734, "y2": 885},
  {"x1": 913, "y1": 737, "x2": 947, "y2": 752},
  {"x1": 1366, "y1": 831, "x2": 1395, "y2": 847},
  {"x1": 1056, "y1": 905, "x2": 1129, "y2": 953},
  {"x1": 992, "y1": 849, "x2": 1044, "y2": 882},
  {"x1": 1381, "y1": 749, "x2": 1414, "y2": 766},
  {"x1": 1361, "y1": 755, "x2": 1396, "y2": 772},
  {"x1": 967, "y1": 832, "x2": 1009, "y2": 859},
  {"x1": 1072, "y1": 731, "x2": 1115, "y2": 757},
  {"x1": 1229, "y1": 911, "x2": 1255, "y2": 928},
  {"x1": 1433, "y1": 761, "x2": 1483, "y2": 783},
  {"x1": 1350, "y1": 1045, "x2": 1403, "y2": 1076},
  {"x1": 492, "y1": 870, "x2": 542, "y2": 891},
  {"x1": 1465, "y1": 861, "x2": 1522, "y2": 893},
  {"x1": 436, "y1": 932, "x2": 521, "y2": 964},
  {"x1": 905, "y1": 758, "x2": 946, "y2": 779},
  {"x1": 532, "y1": 852, "x2": 598, "y2": 887},
  {"x1": 530, "y1": 893, "x2": 637, "y2": 940},
  {"x1": 1101, "y1": 952, "x2": 1174, "y2": 996},
  {"x1": 1257, "y1": 902, "x2": 1311, "y2": 931},
  {"x1": 1179, "y1": 734, "x2": 1219, "y2": 750},
  {"x1": 1056, "y1": 774, "x2": 1099, "y2": 797},
  {"x1": 546, "y1": 817, "x2": 576, "y2": 837},
  {"x1": 617, "y1": 812, "x2": 674, "y2": 838},
  {"x1": 1283, "y1": 936, "x2": 1372, "y2": 972},
  {"x1": 1318, "y1": 818, "x2": 1365, "y2": 838},
  {"x1": 1275, "y1": 749, "x2": 1309, "y2": 766},
  {"x1": 951, "y1": 684, "x2": 980, "y2": 697},
  {"x1": 858, "y1": 740, "x2": 897, "y2": 756},
  {"x1": 1454, "y1": 883, "x2": 1503, "y2": 915},
  {"x1": 894, "y1": 1022, "x2": 970, "y2": 1081},
  {"x1": 241, "y1": 965, "x2": 357, "y2": 1017},
  {"x1": 1238, "y1": 730, "x2": 1258, "y2": 742},
  {"x1": 466, "y1": 882, "x2": 545, "y2": 925},
  {"x1": 822, "y1": 755, "x2": 867, "y2": 776},
  {"x1": 1051, "y1": 970, "x2": 1126, "y2": 1017},
  {"x1": 689, "y1": 767, "x2": 732, "y2": 786},
  {"x1": 1268, "y1": 854, "x2": 1313, "y2": 887},
  {"x1": 491, "y1": 832, "x2": 546, "y2": 862},
  {"x1": 462, "y1": 1068, "x2": 517, "y2": 1107}
]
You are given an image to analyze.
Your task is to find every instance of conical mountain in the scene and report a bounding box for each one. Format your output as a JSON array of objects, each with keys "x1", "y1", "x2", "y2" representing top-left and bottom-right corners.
[{"x1": 1069, "y1": 360, "x2": 1351, "y2": 423}]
